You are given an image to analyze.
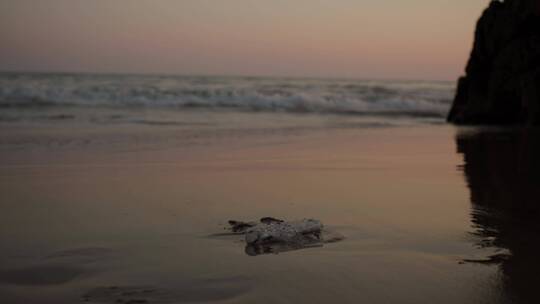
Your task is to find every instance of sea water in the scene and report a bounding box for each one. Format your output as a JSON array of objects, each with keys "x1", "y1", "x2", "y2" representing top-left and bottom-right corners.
[{"x1": 1, "y1": 73, "x2": 536, "y2": 304}]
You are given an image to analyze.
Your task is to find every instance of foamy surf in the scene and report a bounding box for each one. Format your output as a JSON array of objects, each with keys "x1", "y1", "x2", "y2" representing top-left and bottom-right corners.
[{"x1": 0, "y1": 73, "x2": 454, "y2": 120}]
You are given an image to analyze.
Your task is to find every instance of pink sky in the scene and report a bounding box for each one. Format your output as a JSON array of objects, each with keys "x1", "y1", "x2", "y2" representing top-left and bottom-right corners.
[{"x1": 0, "y1": 0, "x2": 488, "y2": 80}]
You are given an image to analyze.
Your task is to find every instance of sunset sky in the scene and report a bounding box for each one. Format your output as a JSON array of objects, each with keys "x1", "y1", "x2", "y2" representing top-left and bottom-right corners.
[{"x1": 0, "y1": 0, "x2": 488, "y2": 80}]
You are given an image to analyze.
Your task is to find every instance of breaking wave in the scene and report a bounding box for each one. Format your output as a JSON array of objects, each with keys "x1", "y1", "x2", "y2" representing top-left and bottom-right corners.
[{"x1": 0, "y1": 73, "x2": 454, "y2": 118}]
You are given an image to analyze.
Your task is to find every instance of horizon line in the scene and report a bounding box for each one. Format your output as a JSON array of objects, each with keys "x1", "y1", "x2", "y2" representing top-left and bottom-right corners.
[{"x1": 0, "y1": 69, "x2": 457, "y2": 84}]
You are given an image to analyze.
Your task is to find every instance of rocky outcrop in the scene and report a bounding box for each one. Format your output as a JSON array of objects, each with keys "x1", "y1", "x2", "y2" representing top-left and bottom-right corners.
[{"x1": 447, "y1": 0, "x2": 540, "y2": 124}]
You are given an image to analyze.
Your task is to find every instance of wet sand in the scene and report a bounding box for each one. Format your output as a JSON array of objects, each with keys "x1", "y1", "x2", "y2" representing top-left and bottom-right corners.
[{"x1": 0, "y1": 115, "x2": 537, "y2": 303}]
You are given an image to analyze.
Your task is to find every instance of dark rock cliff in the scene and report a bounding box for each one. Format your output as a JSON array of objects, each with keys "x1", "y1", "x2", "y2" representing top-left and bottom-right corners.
[{"x1": 447, "y1": 0, "x2": 540, "y2": 125}]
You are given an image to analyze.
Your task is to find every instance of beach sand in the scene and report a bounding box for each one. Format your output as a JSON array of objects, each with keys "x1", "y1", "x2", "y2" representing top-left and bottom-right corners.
[{"x1": 0, "y1": 113, "x2": 536, "y2": 303}]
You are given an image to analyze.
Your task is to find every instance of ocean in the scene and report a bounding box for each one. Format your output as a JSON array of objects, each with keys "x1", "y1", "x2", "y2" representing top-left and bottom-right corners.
[
  {"x1": 2, "y1": 73, "x2": 535, "y2": 304},
  {"x1": 0, "y1": 73, "x2": 453, "y2": 126}
]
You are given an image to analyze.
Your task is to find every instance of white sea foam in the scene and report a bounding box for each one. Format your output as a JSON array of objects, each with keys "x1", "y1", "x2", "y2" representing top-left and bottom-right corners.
[{"x1": 0, "y1": 73, "x2": 454, "y2": 119}]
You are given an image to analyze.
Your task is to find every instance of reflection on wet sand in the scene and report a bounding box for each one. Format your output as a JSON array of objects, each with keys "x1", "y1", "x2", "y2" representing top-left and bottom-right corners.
[{"x1": 456, "y1": 129, "x2": 540, "y2": 303}]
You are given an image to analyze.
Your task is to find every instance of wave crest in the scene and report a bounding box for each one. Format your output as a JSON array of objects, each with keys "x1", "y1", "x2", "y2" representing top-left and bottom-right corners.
[{"x1": 0, "y1": 74, "x2": 454, "y2": 118}]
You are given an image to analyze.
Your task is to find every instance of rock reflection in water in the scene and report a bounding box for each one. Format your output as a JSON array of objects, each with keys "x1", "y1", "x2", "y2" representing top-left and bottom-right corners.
[{"x1": 456, "y1": 128, "x2": 540, "y2": 303}]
